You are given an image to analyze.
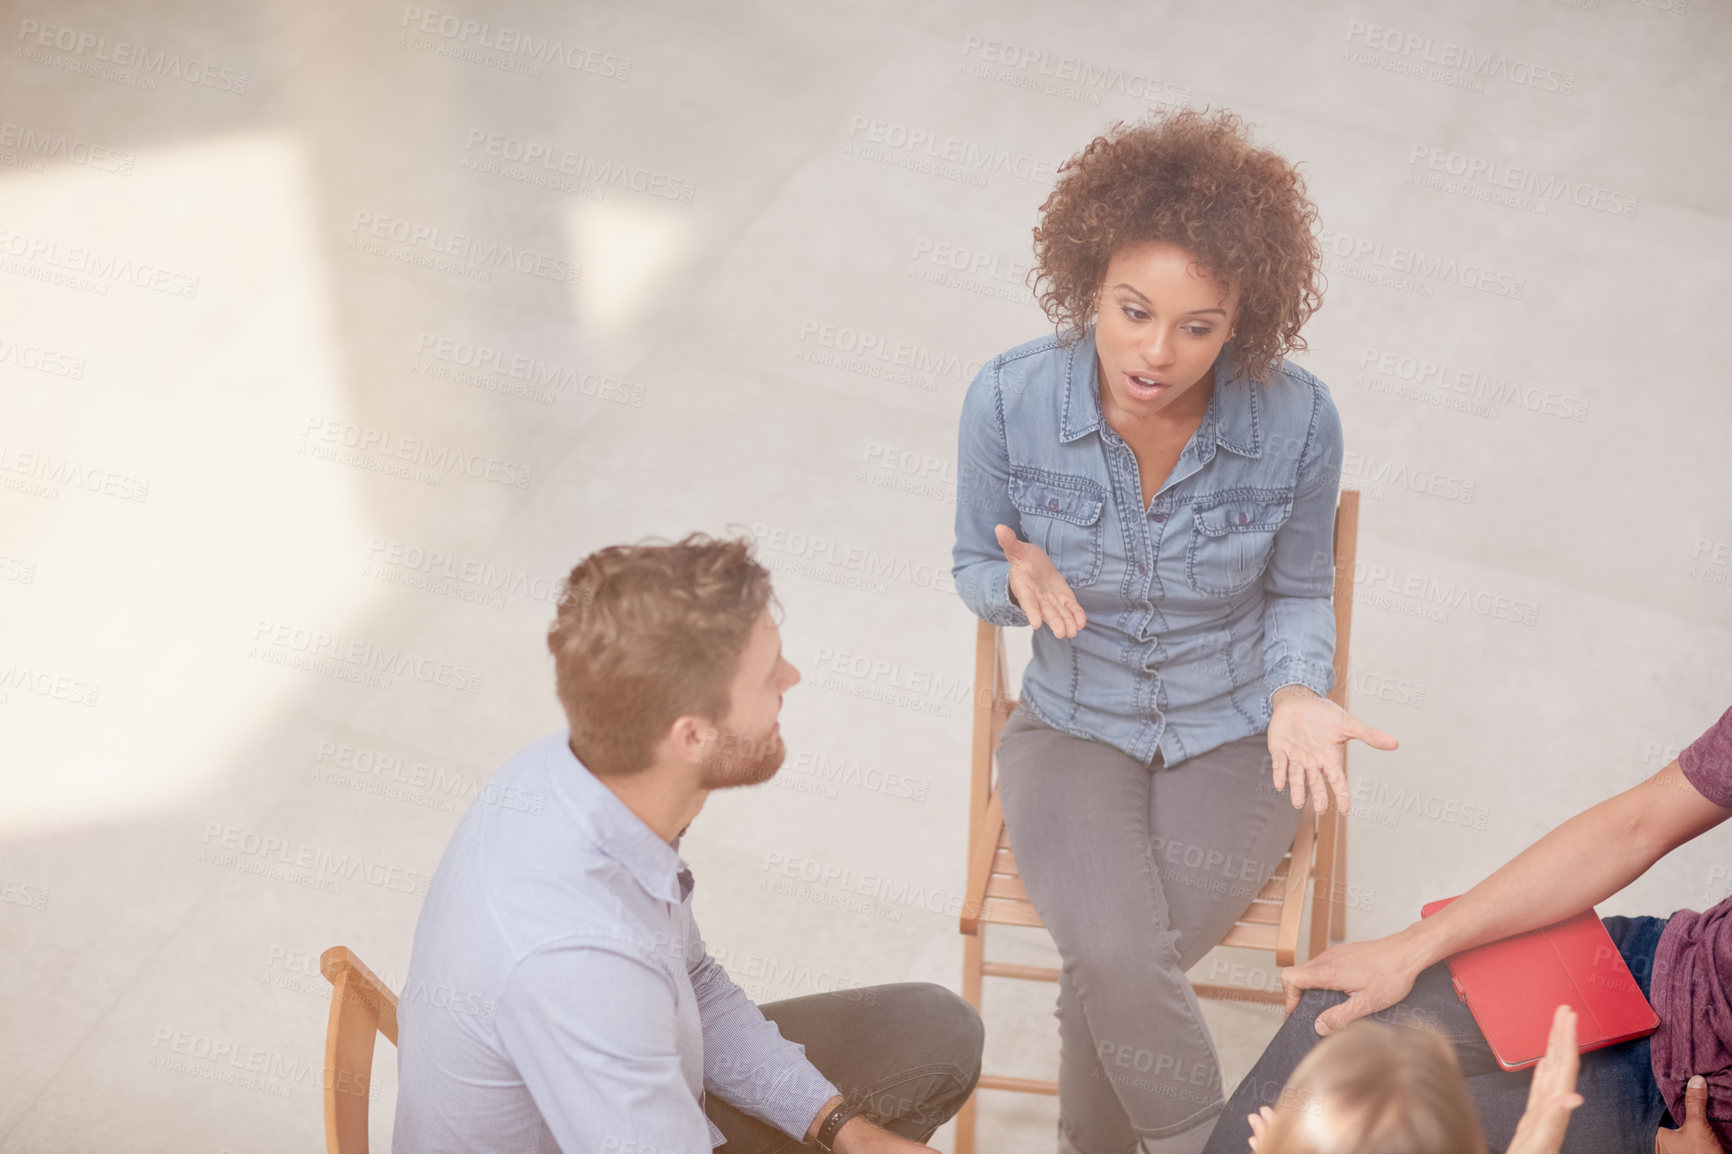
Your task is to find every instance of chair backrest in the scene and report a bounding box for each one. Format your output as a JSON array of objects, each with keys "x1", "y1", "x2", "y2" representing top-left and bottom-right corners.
[
  {"x1": 320, "y1": 945, "x2": 399, "y2": 1154},
  {"x1": 1328, "y1": 488, "x2": 1359, "y2": 712}
]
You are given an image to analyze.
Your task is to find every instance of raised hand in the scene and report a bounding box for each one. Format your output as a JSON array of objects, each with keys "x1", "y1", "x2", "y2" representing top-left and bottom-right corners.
[
  {"x1": 994, "y1": 523, "x2": 1086, "y2": 639},
  {"x1": 1507, "y1": 1004, "x2": 1583, "y2": 1154},
  {"x1": 1267, "y1": 686, "x2": 1398, "y2": 814}
]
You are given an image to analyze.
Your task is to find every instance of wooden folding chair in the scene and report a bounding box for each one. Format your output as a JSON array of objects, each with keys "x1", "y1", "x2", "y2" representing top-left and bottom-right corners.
[
  {"x1": 953, "y1": 491, "x2": 1360, "y2": 1152},
  {"x1": 319, "y1": 946, "x2": 400, "y2": 1154}
]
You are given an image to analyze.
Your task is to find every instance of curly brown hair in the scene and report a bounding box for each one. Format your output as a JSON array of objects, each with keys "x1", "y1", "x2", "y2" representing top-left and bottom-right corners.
[
  {"x1": 1030, "y1": 107, "x2": 1324, "y2": 383},
  {"x1": 547, "y1": 532, "x2": 775, "y2": 775}
]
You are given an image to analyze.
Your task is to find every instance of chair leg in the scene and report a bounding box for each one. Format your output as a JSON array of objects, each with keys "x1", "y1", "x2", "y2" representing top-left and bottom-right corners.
[
  {"x1": 955, "y1": 929, "x2": 985, "y2": 1154},
  {"x1": 1307, "y1": 809, "x2": 1337, "y2": 962},
  {"x1": 962, "y1": 924, "x2": 985, "y2": 1011},
  {"x1": 1330, "y1": 809, "x2": 1349, "y2": 943},
  {"x1": 954, "y1": 1086, "x2": 979, "y2": 1154}
]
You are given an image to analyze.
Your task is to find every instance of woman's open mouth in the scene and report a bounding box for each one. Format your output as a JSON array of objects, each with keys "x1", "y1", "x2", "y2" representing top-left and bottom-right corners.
[{"x1": 1123, "y1": 371, "x2": 1170, "y2": 400}]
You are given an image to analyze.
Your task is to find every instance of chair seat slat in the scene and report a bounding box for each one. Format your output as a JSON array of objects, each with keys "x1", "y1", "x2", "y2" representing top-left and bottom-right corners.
[
  {"x1": 979, "y1": 898, "x2": 1048, "y2": 928},
  {"x1": 1220, "y1": 922, "x2": 1280, "y2": 951}
]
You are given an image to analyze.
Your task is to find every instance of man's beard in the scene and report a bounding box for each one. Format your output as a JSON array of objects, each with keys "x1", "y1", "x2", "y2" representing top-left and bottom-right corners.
[{"x1": 697, "y1": 720, "x2": 785, "y2": 790}]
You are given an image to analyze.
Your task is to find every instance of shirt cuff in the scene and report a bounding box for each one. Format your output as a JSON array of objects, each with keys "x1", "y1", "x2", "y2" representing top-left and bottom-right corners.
[
  {"x1": 763, "y1": 1064, "x2": 842, "y2": 1143},
  {"x1": 1266, "y1": 657, "x2": 1334, "y2": 703},
  {"x1": 985, "y1": 564, "x2": 1030, "y2": 629}
]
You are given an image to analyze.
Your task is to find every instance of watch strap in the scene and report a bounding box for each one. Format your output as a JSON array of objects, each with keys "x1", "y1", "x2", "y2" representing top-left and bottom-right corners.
[{"x1": 812, "y1": 1101, "x2": 857, "y2": 1152}]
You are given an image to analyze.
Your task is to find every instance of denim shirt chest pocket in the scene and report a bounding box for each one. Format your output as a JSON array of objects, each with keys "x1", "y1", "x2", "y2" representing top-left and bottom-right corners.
[
  {"x1": 1186, "y1": 486, "x2": 1294, "y2": 597},
  {"x1": 1009, "y1": 467, "x2": 1107, "y2": 589}
]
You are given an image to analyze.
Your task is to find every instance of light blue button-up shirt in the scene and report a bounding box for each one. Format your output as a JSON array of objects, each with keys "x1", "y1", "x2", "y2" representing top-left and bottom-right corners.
[
  {"x1": 953, "y1": 327, "x2": 1341, "y2": 768},
  {"x1": 393, "y1": 733, "x2": 839, "y2": 1153}
]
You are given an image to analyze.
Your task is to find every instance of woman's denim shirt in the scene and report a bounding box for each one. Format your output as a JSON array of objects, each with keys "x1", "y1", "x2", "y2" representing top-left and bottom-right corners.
[{"x1": 952, "y1": 327, "x2": 1342, "y2": 768}]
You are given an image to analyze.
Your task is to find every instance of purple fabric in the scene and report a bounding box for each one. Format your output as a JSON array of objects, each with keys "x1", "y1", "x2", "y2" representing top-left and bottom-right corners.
[{"x1": 1649, "y1": 703, "x2": 1732, "y2": 1143}]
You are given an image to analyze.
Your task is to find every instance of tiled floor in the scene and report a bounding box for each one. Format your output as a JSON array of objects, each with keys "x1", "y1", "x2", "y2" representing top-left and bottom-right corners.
[{"x1": 2, "y1": 1, "x2": 1729, "y2": 1150}]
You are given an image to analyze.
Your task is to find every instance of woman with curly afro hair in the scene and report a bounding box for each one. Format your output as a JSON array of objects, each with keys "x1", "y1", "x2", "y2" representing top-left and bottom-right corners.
[{"x1": 950, "y1": 107, "x2": 1399, "y2": 1154}]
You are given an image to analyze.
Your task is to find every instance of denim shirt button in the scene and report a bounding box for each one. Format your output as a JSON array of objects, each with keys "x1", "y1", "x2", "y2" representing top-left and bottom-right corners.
[
  {"x1": 1138, "y1": 563, "x2": 1148, "y2": 575},
  {"x1": 1048, "y1": 498, "x2": 1060, "y2": 512},
  {"x1": 1151, "y1": 512, "x2": 1167, "y2": 523},
  {"x1": 1236, "y1": 511, "x2": 1249, "y2": 525}
]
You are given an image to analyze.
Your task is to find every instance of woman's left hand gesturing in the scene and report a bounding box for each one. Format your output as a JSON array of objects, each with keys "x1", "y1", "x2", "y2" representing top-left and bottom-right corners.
[{"x1": 1266, "y1": 686, "x2": 1398, "y2": 814}]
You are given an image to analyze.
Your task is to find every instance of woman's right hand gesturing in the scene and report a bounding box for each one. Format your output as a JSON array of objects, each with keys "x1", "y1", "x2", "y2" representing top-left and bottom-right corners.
[{"x1": 995, "y1": 524, "x2": 1086, "y2": 639}]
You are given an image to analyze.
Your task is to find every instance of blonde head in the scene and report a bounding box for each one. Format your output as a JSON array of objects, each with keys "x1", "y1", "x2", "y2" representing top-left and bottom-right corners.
[{"x1": 1254, "y1": 1018, "x2": 1488, "y2": 1154}]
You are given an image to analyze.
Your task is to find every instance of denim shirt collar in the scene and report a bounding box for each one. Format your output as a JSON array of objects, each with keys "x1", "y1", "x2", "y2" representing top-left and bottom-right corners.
[
  {"x1": 1060, "y1": 325, "x2": 1263, "y2": 461},
  {"x1": 550, "y1": 733, "x2": 687, "y2": 904}
]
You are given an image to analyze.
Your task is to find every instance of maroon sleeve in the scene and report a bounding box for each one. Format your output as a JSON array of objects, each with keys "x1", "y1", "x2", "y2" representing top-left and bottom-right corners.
[{"x1": 1679, "y1": 704, "x2": 1732, "y2": 809}]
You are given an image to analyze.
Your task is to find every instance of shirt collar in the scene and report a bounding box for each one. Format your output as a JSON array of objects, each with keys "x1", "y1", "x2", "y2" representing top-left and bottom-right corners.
[
  {"x1": 550, "y1": 733, "x2": 687, "y2": 904},
  {"x1": 1061, "y1": 326, "x2": 1263, "y2": 460}
]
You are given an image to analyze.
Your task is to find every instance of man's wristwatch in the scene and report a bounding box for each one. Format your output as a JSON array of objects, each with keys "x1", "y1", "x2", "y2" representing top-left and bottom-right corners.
[{"x1": 810, "y1": 1101, "x2": 858, "y2": 1152}]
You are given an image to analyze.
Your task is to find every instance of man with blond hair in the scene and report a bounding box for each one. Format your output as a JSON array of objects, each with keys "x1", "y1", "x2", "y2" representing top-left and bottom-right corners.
[{"x1": 393, "y1": 533, "x2": 982, "y2": 1154}]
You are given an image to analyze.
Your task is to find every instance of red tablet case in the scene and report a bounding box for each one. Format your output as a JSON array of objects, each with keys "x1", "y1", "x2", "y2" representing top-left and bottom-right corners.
[{"x1": 1420, "y1": 896, "x2": 1660, "y2": 1072}]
